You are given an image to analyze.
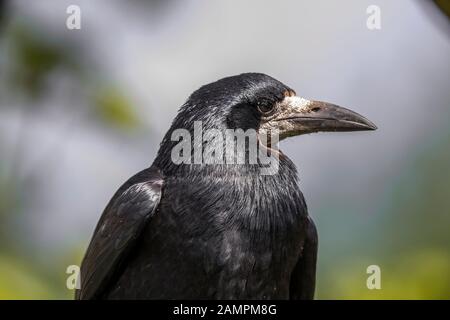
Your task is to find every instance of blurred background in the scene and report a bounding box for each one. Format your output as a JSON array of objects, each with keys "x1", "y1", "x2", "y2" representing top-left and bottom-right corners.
[{"x1": 0, "y1": 0, "x2": 449, "y2": 299}]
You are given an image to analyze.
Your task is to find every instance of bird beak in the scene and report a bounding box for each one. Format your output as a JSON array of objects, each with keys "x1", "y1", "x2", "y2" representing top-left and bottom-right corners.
[{"x1": 268, "y1": 96, "x2": 377, "y2": 139}]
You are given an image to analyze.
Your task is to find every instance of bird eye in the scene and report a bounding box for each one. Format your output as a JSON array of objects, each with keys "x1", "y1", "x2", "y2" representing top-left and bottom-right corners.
[{"x1": 257, "y1": 102, "x2": 275, "y2": 116}]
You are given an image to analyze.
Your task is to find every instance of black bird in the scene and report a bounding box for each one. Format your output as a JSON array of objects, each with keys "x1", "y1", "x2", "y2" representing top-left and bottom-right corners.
[{"x1": 76, "y1": 73, "x2": 376, "y2": 300}]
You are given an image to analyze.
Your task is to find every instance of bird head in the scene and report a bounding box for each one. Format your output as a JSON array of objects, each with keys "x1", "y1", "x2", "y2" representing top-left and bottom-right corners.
[
  {"x1": 156, "y1": 73, "x2": 376, "y2": 173},
  {"x1": 172, "y1": 72, "x2": 376, "y2": 138}
]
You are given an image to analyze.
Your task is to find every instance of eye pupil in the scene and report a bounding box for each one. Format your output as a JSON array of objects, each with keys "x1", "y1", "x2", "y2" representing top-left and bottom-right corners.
[{"x1": 257, "y1": 103, "x2": 274, "y2": 115}]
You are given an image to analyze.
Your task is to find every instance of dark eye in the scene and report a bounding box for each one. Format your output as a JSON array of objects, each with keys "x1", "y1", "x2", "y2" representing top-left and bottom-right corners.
[{"x1": 257, "y1": 101, "x2": 275, "y2": 116}]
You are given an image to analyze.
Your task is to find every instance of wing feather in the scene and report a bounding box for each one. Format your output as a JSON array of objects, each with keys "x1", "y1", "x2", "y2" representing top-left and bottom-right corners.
[
  {"x1": 75, "y1": 167, "x2": 163, "y2": 300},
  {"x1": 289, "y1": 215, "x2": 318, "y2": 300}
]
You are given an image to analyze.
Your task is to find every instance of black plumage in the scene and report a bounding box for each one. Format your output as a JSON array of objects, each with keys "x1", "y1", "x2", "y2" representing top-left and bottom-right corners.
[{"x1": 76, "y1": 73, "x2": 376, "y2": 300}]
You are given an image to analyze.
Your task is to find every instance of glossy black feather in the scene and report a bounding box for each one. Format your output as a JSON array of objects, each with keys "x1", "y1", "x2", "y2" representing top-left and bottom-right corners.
[
  {"x1": 75, "y1": 167, "x2": 163, "y2": 299},
  {"x1": 289, "y1": 216, "x2": 318, "y2": 299}
]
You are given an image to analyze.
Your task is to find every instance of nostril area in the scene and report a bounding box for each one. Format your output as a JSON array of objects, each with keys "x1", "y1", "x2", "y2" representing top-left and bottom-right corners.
[{"x1": 311, "y1": 107, "x2": 321, "y2": 112}]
